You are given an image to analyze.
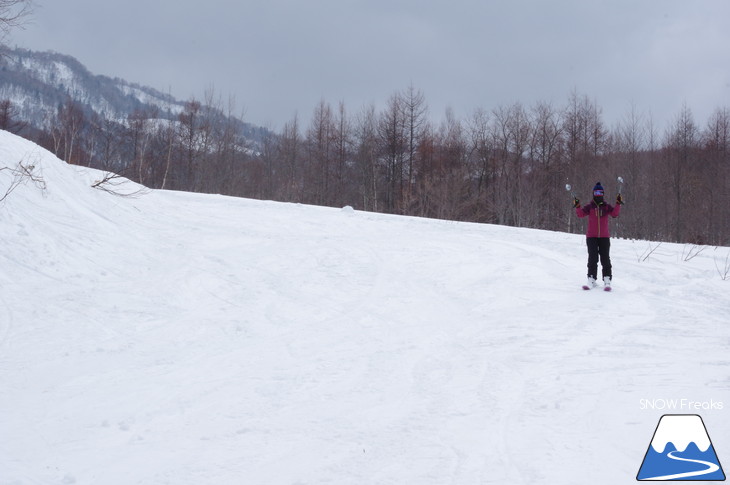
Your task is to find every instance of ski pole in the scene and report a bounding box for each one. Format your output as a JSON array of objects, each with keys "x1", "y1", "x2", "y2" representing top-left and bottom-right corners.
[
  {"x1": 617, "y1": 176, "x2": 624, "y2": 193},
  {"x1": 565, "y1": 183, "x2": 576, "y2": 199},
  {"x1": 566, "y1": 183, "x2": 580, "y2": 208}
]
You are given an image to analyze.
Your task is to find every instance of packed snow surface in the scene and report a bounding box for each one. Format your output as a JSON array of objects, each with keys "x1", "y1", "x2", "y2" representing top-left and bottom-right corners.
[{"x1": 1, "y1": 130, "x2": 728, "y2": 484}]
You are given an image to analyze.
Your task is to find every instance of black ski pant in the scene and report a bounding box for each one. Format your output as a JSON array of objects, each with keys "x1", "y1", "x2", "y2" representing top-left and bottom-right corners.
[{"x1": 586, "y1": 237, "x2": 611, "y2": 280}]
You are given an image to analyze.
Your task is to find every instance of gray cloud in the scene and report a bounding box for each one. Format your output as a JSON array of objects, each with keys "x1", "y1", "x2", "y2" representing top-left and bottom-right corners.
[{"x1": 12, "y1": 0, "x2": 730, "y2": 130}]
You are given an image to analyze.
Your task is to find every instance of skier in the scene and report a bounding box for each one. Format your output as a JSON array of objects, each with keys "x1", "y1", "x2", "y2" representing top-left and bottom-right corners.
[{"x1": 573, "y1": 182, "x2": 623, "y2": 290}]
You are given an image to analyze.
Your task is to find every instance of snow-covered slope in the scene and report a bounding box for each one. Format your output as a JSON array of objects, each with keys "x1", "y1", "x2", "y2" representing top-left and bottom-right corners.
[
  {"x1": 1, "y1": 131, "x2": 728, "y2": 484},
  {"x1": 0, "y1": 48, "x2": 269, "y2": 145},
  {"x1": 0, "y1": 48, "x2": 183, "y2": 126}
]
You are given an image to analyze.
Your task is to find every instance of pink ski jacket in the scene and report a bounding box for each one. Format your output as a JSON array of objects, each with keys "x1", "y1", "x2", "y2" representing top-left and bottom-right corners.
[{"x1": 576, "y1": 202, "x2": 621, "y2": 238}]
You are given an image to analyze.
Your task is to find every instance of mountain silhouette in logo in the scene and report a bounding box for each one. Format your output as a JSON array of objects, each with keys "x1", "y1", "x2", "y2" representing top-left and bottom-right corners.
[{"x1": 637, "y1": 415, "x2": 725, "y2": 481}]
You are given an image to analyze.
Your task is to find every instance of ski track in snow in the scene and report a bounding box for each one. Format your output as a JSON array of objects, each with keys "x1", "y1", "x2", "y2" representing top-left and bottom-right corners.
[{"x1": 1, "y1": 131, "x2": 729, "y2": 484}]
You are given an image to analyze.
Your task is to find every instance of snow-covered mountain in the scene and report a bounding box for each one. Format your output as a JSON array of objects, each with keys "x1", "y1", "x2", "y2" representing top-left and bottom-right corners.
[
  {"x1": 0, "y1": 47, "x2": 180, "y2": 124},
  {"x1": 1, "y1": 131, "x2": 729, "y2": 484},
  {"x1": 0, "y1": 46, "x2": 267, "y2": 141}
]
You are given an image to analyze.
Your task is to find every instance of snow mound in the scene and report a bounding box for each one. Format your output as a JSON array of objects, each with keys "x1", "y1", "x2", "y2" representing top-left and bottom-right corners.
[{"x1": 0, "y1": 130, "x2": 146, "y2": 206}]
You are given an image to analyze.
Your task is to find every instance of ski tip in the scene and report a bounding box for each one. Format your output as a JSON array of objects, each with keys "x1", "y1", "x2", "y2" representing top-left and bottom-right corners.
[
  {"x1": 604, "y1": 286, "x2": 612, "y2": 292},
  {"x1": 582, "y1": 285, "x2": 591, "y2": 290}
]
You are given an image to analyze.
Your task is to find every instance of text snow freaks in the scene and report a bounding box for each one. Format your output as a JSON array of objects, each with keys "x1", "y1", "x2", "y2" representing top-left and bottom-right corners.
[{"x1": 639, "y1": 399, "x2": 724, "y2": 411}]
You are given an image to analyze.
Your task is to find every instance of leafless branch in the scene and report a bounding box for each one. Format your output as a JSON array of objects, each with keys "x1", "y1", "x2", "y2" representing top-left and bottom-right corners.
[
  {"x1": 634, "y1": 242, "x2": 663, "y2": 262},
  {"x1": 91, "y1": 171, "x2": 147, "y2": 198},
  {"x1": 0, "y1": 0, "x2": 33, "y2": 42},
  {"x1": 714, "y1": 248, "x2": 730, "y2": 281},
  {"x1": 0, "y1": 159, "x2": 45, "y2": 202},
  {"x1": 681, "y1": 244, "x2": 706, "y2": 262}
]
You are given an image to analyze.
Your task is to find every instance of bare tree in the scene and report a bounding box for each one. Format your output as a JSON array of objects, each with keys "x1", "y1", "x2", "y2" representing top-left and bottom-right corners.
[
  {"x1": 177, "y1": 99, "x2": 202, "y2": 190},
  {"x1": 159, "y1": 116, "x2": 177, "y2": 191},
  {"x1": 279, "y1": 113, "x2": 302, "y2": 201},
  {"x1": 611, "y1": 103, "x2": 647, "y2": 238},
  {"x1": 0, "y1": 0, "x2": 32, "y2": 44},
  {"x1": 86, "y1": 111, "x2": 125, "y2": 170},
  {"x1": 402, "y1": 84, "x2": 428, "y2": 199},
  {"x1": 429, "y1": 107, "x2": 470, "y2": 220},
  {"x1": 259, "y1": 123, "x2": 278, "y2": 200},
  {"x1": 50, "y1": 98, "x2": 86, "y2": 164},
  {"x1": 664, "y1": 104, "x2": 700, "y2": 242},
  {"x1": 639, "y1": 112, "x2": 662, "y2": 240},
  {"x1": 304, "y1": 99, "x2": 335, "y2": 205},
  {"x1": 528, "y1": 101, "x2": 564, "y2": 229},
  {"x1": 492, "y1": 103, "x2": 531, "y2": 226},
  {"x1": 0, "y1": 99, "x2": 26, "y2": 133},
  {"x1": 213, "y1": 95, "x2": 249, "y2": 196},
  {"x1": 378, "y1": 92, "x2": 406, "y2": 213},
  {"x1": 126, "y1": 109, "x2": 156, "y2": 186},
  {"x1": 465, "y1": 107, "x2": 497, "y2": 223},
  {"x1": 353, "y1": 104, "x2": 380, "y2": 212},
  {"x1": 563, "y1": 92, "x2": 608, "y2": 183},
  {"x1": 702, "y1": 107, "x2": 730, "y2": 245},
  {"x1": 332, "y1": 101, "x2": 353, "y2": 207}
]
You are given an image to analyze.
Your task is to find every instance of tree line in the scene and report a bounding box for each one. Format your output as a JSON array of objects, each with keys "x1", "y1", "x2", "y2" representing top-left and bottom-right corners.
[{"x1": 2, "y1": 86, "x2": 729, "y2": 246}]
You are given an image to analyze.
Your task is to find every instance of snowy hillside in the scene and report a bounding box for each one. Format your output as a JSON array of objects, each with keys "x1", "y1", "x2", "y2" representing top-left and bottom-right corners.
[
  {"x1": 1, "y1": 130, "x2": 728, "y2": 484},
  {"x1": 0, "y1": 47, "x2": 268, "y2": 145},
  {"x1": 0, "y1": 48, "x2": 183, "y2": 126}
]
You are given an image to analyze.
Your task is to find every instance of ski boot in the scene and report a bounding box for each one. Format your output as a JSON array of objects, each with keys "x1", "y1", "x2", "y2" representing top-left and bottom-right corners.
[
  {"x1": 583, "y1": 276, "x2": 598, "y2": 290},
  {"x1": 603, "y1": 276, "x2": 612, "y2": 292}
]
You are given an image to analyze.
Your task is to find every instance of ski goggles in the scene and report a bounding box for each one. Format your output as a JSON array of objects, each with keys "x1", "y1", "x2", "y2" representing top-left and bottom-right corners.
[{"x1": 593, "y1": 189, "x2": 604, "y2": 196}]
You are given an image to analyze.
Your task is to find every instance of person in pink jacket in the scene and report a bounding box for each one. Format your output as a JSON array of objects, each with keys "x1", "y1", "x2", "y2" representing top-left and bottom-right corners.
[{"x1": 573, "y1": 182, "x2": 623, "y2": 289}]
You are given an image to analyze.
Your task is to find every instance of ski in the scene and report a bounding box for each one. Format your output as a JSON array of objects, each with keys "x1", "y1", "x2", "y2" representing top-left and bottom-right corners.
[{"x1": 581, "y1": 284, "x2": 613, "y2": 291}]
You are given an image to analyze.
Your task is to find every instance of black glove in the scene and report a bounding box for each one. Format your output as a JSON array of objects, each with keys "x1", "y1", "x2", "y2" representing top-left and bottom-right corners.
[
  {"x1": 616, "y1": 194, "x2": 623, "y2": 205},
  {"x1": 572, "y1": 197, "x2": 580, "y2": 208}
]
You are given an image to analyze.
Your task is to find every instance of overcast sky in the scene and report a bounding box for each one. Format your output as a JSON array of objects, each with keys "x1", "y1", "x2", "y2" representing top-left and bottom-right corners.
[{"x1": 11, "y1": 0, "x2": 730, "y2": 131}]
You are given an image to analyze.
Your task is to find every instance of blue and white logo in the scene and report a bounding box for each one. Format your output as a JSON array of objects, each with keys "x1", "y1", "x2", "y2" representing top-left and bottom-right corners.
[{"x1": 637, "y1": 414, "x2": 725, "y2": 481}]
